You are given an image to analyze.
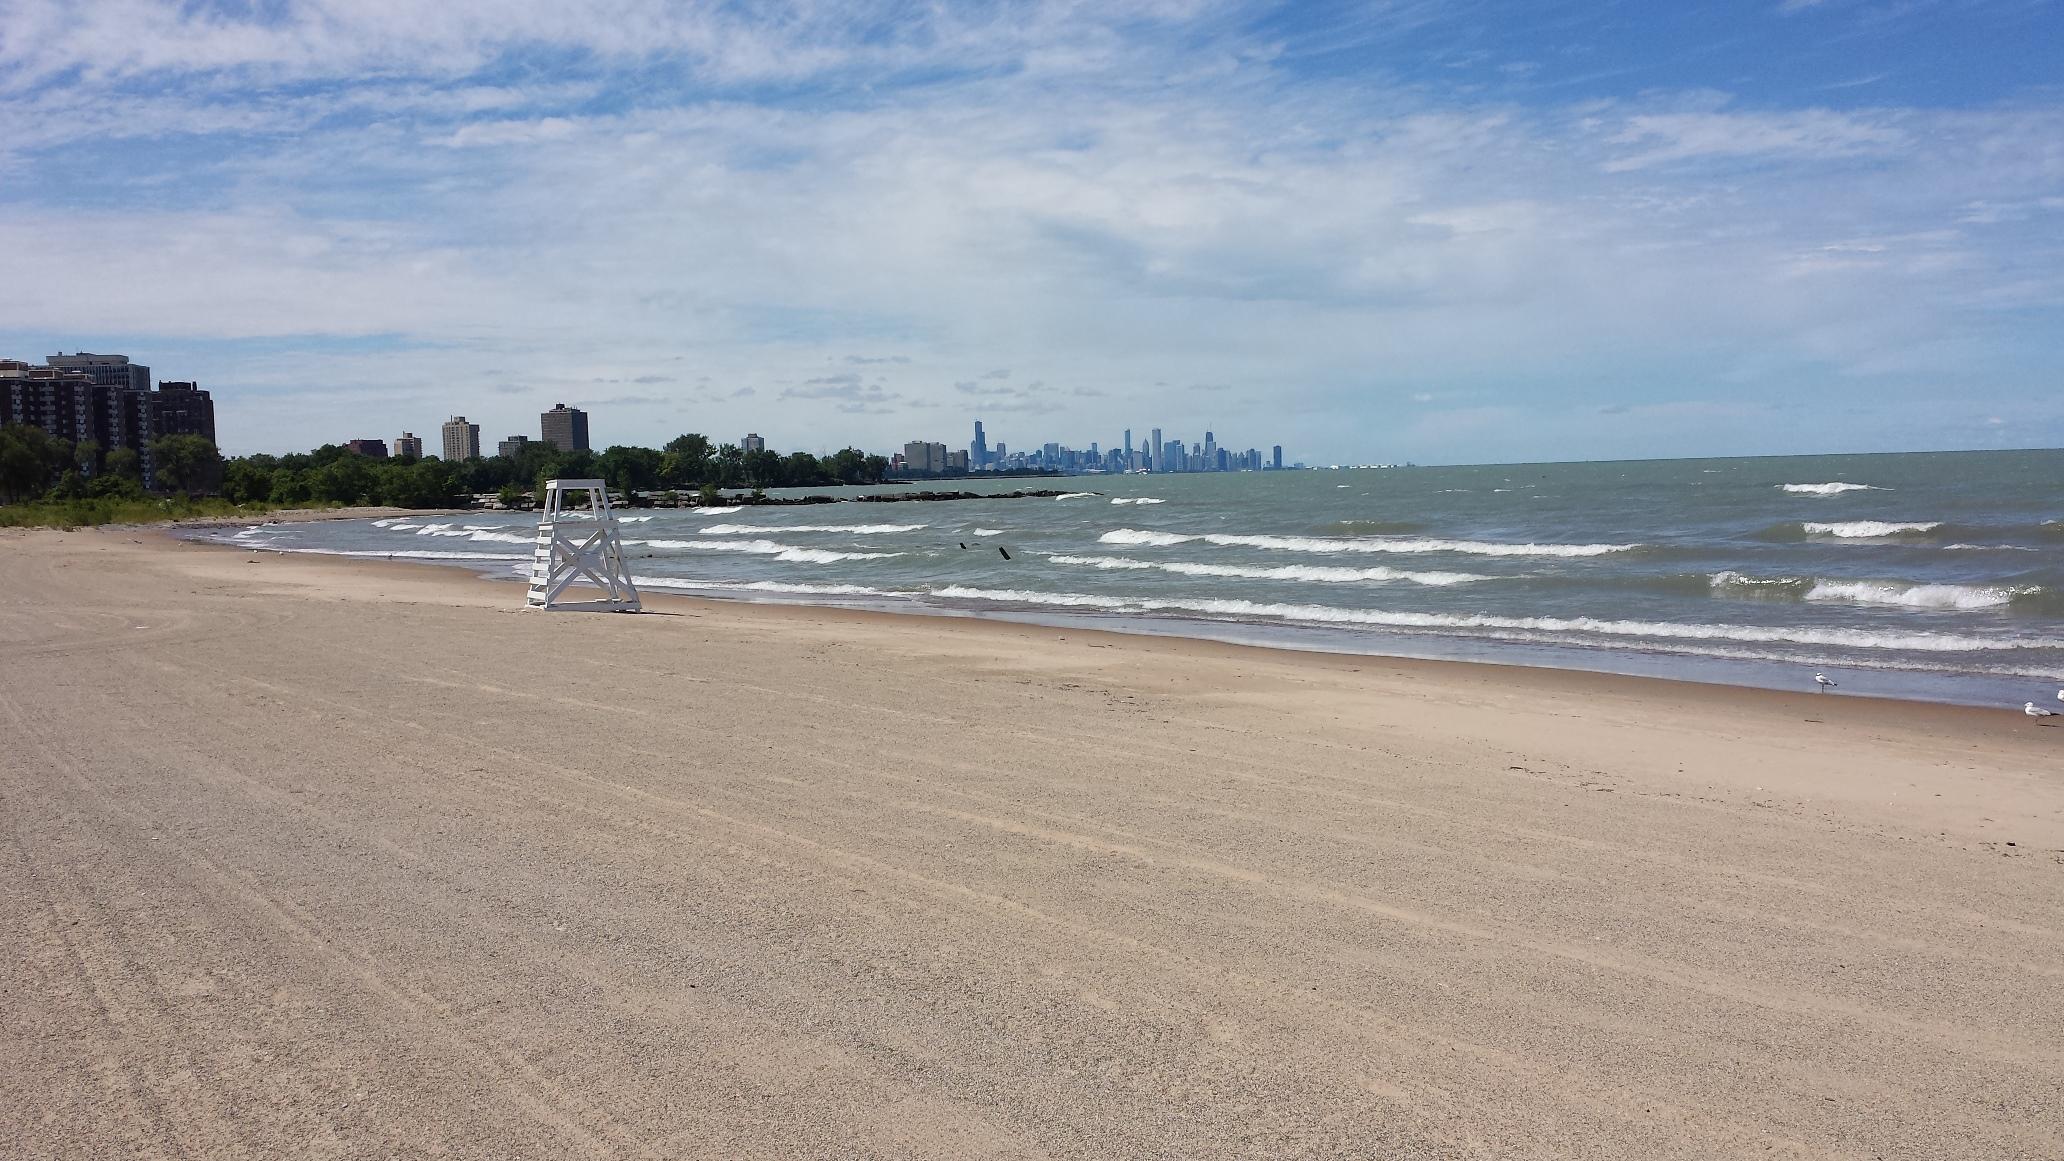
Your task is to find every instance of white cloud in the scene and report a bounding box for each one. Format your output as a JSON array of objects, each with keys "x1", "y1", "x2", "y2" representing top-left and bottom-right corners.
[{"x1": 0, "y1": 2, "x2": 2058, "y2": 461}]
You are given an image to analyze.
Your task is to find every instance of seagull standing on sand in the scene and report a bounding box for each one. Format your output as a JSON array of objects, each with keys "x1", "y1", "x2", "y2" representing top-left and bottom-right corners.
[
  {"x1": 2026, "y1": 702, "x2": 2058, "y2": 719},
  {"x1": 1814, "y1": 673, "x2": 1837, "y2": 693}
]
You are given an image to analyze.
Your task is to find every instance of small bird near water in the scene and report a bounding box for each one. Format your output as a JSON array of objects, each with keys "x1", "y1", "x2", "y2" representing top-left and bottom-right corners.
[
  {"x1": 1814, "y1": 673, "x2": 1837, "y2": 692},
  {"x1": 2027, "y1": 702, "x2": 2059, "y2": 719}
]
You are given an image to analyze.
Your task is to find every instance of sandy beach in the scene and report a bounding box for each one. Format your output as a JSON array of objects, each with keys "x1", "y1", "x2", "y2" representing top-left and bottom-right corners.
[{"x1": 3, "y1": 527, "x2": 2060, "y2": 1159}]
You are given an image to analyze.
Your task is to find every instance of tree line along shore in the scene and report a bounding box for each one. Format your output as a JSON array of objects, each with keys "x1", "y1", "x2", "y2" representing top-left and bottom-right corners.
[{"x1": 0, "y1": 425, "x2": 1062, "y2": 528}]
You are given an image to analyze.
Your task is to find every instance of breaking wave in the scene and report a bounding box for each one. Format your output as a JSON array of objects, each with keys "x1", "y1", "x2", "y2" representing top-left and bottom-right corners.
[
  {"x1": 698, "y1": 522, "x2": 925, "y2": 535},
  {"x1": 1779, "y1": 482, "x2": 1883, "y2": 495},
  {"x1": 1054, "y1": 492, "x2": 1098, "y2": 500},
  {"x1": 629, "y1": 576, "x2": 892, "y2": 597},
  {"x1": 927, "y1": 587, "x2": 2056, "y2": 652},
  {"x1": 1046, "y1": 554, "x2": 1492, "y2": 587},
  {"x1": 1110, "y1": 497, "x2": 1165, "y2": 505},
  {"x1": 1803, "y1": 521, "x2": 1941, "y2": 539},
  {"x1": 634, "y1": 538, "x2": 900, "y2": 564},
  {"x1": 972, "y1": 528, "x2": 1004, "y2": 536},
  {"x1": 1709, "y1": 571, "x2": 2043, "y2": 611},
  {"x1": 1097, "y1": 528, "x2": 1637, "y2": 557}
]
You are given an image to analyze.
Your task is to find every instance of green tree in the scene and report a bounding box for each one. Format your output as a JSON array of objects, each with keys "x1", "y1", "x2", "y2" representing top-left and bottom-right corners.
[
  {"x1": 151, "y1": 434, "x2": 225, "y2": 496},
  {"x1": 0, "y1": 425, "x2": 69, "y2": 502},
  {"x1": 221, "y1": 459, "x2": 276, "y2": 505},
  {"x1": 599, "y1": 445, "x2": 662, "y2": 494},
  {"x1": 714, "y1": 443, "x2": 744, "y2": 487},
  {"x1": 660, "y1": 433, "x2": 713, "y2": 485},
  {"x1": 103, "y1": 446, "x2": 143, "y2": 482},
  {"x1": 313, "y1": 454, "x2": 376, "y2": 504}
]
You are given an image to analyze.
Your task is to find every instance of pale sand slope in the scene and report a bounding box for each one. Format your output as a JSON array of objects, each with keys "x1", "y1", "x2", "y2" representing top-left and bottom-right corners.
[{"x1": 2, "y1": 530, "x2": 2061, "y2": 1160}]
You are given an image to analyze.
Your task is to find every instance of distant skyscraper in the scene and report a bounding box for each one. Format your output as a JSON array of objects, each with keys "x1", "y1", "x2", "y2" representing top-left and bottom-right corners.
[
  {"x1": 393, "y1": 432, "x2": 422, "y2": 459},
  {"x1": 742, "y1": 432, "x2": 765, "y2": 453},
  {"x1": 497, "y1": 434, "x2": 530, "y2": 458},
  {"x1": 1272, "y1": 445, "x2": 1283, "y2": 470},
  {"x1": 1150, "y1": 427, "x2": 1162, "y2": 472},
  {"x1": 442, "y1": 415, "x2": 480, "y2": 461},
  {"x1": 541, "y1": 403, "x2": 589, "y2": 452},
  {"x1": 972, "y1": 420, "x2": 988, "y2": 469},
  {"x1": 1123, "y1": 428, "x2": 1132, "y2": 467}
]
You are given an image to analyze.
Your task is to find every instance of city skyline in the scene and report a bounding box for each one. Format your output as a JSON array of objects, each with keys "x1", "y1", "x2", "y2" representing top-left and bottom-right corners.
[{"x1": 2, "y1": 3, "x2": 2059, "y2": 463}]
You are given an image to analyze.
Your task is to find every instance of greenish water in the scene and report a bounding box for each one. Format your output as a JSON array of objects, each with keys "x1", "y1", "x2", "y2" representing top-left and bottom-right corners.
[{"x1": 203, "y1": 449, "x2": 2064, "y2": 707}]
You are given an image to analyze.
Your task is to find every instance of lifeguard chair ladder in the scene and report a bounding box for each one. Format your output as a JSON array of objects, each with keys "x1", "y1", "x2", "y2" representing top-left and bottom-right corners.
[{"x1": 525, "y1": 479, "x2": 641, "y2": 611}]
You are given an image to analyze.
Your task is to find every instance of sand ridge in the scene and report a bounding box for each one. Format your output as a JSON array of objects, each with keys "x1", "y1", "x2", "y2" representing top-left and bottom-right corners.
[{"x1": 2, "y1": 528, "x2": 2061, "y2": 1158}]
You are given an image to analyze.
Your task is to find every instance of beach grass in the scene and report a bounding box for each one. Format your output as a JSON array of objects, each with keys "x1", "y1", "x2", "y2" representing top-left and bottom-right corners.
[{"x1": 0, "y1": 496, "x2": 348, "y2": 530}]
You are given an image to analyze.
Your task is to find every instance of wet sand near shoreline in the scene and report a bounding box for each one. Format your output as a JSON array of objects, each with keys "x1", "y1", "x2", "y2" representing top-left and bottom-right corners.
[{"x1": 4, "y1": 528, "x2": 2061, "y2": 1158}]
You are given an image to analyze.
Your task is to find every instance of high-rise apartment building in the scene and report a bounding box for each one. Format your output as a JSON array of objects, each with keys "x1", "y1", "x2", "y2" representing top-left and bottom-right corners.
[
  {"x1": 497, "y1": 434, "x2": 530, "y2": 458},
  {"x1": 2, "y1": 354, "x2": 214, "y2": 489},
  {"x1": 900, "y1": 440, "x2": 949, "y2": 474},
  {"x1": 393, "y1": 432, "x2": 423, "y2": 459},
  {"x1": 151, "y1": 381, "x2": 215, "y2": 444},
  {"x1": 442, "y1": 416, "x2": 480, "y2": 461},
  {"x1": 1272, "y1": 445, "x2": 1283, "y2": 470},
  {"x1": 541, "y1": 403, "x2": 589, "y2": 452},
  {"x1": 742, "y1": 432, "x2": 765, "y2": 453}
]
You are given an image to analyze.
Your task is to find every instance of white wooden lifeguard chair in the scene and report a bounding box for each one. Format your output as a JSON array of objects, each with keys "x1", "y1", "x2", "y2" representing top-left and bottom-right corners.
[{"x1": 525, "y1": 479, "x2": 641, "y2": 612}]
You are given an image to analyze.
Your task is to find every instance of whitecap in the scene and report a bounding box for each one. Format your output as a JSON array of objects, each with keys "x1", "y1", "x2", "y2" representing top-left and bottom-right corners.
[
  {"x1": 635, "y1": 538, "x2": 899, "y2": 564},
  {"x1": 1802, "y1": 521, "x2": 1940, "y2": 538},
  {"x1": 1054, "y1": 492, "x2": 1098, "y2": 500},
  {"x1": 927, "y1": 587, "x2": 2055, "y2": 652},
  {"x1": 699, "y1": 522, "x2": 925, "y2": 535},
  {"x1": 1804, "y1": 579, "x2": 2032, "y2": 612},
  {"x1": 1097, "y1": 528, "x2": 1636, "y2": 557},
  {"x1": 1110, "y1": 497, "x2": 1166, "y2": 505},
  {"x1": 1779, "y1": 482, "x2": 1883, "y2": 495},
  {"x1": 1046, "y1": 554, "x2": 1491, "y2": 587},
  {"x1": 972, "y1": 528, "x2": 1004, "y2": 536}
]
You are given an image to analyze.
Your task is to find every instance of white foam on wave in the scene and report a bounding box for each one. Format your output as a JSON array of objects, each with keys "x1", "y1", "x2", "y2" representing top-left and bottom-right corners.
[
  {"x1": 635, "y1": 538, "x2": 899, "y2": 564},
  {"x1": 1097, "y1": 528, "x2": 1636, "y2": 557},
  {"x1": 1779, "y1": 482, "x2": 1883, "y2": 495},
  {"x1": 699, "y1": 522, "x2": 925, "y2": 535},
  {"x1": 1110, "y1": 497, "x2": 1165, "y2": 505},
  {"x1": 1802, "y1": 521, "x2": 1941, "y2": 538},
  {"x1": 1804, "y1": 579, "x2": 2033, "y2": 611},
  {"x1": 1944, "y1": 543, "x2": 2037, "y2": 552},
  {"x1": 928, "y1": 587, "x2": 2056, "y2": 652},
  {"x1": 972, "y1": 527, "x2": 1004, "y2": 536},
  {"x1": 629, "y1": 575, "x2": 893, "y2": 598},
  {"x1": 1047, "y1": 554, "x2": 1491, "y2": 587},
  {"x1": 1054, "y1": 492, "x2": 1097, "y2": 500}
]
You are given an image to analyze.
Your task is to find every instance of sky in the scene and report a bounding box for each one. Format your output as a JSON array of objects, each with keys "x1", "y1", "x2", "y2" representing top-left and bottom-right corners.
[{"x1": 1, "y1": 0, "x2": 2059, "y2": 464}]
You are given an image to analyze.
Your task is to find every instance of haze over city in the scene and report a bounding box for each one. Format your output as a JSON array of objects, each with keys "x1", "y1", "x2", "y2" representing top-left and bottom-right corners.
[{"x1": 2, "y1": 0, "x2": 2059, "y2": 463}]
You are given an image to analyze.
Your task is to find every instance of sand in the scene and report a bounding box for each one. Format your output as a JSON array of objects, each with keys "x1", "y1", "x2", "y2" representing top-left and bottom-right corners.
[{"x1": 3, "y1": 528, "x2": 2060, "y2": 1159}]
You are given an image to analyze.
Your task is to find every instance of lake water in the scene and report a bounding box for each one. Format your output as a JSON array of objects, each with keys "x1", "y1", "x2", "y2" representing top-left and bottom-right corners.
[{"x1": 195, "y1": 449, "x2": 2064, "y2": 708}]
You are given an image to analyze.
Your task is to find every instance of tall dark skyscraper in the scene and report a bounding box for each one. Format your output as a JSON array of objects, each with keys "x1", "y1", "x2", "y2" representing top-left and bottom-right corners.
[
  {"x1": 541, "y1": 403, "x2": 590, "y2": 452},
  {"x1": 971, "y1": 419, "x2": 988, "y2": 469},
  {"x1": 1272, "y1": 445, "x2": 1284, "y2": 470},
  {"x1": 1150, "y1": 427, "x2": 1162, "y2": 472}
]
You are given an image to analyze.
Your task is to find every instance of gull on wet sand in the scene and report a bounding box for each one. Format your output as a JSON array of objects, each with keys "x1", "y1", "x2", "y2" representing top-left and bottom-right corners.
[
  {"x1": 2026, "y1": 702, "x2": 2058, "y2": 719},
  {"x1": 1815, "y1": 673, "x2": 1837, "y2": 692}
]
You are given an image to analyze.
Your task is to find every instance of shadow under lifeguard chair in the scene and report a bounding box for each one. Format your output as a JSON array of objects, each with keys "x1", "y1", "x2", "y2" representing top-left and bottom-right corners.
[{"x1": 525, "y1": 478, "x2": 642, "y2": 613}]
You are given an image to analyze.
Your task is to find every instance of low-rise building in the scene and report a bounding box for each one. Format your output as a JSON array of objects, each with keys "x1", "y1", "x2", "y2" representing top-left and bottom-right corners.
[{"x1": 393, "y1": 432, "x2": 423, "y2": 459}]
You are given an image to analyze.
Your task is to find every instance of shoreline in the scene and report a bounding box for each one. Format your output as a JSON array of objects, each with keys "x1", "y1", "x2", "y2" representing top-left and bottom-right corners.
[
  {"x1": 174, "y1": 519, "x2": 2060, "y2": 713},
  {"x1": 160, "y1": 524, "x2": 2041, "y2": 732}
]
